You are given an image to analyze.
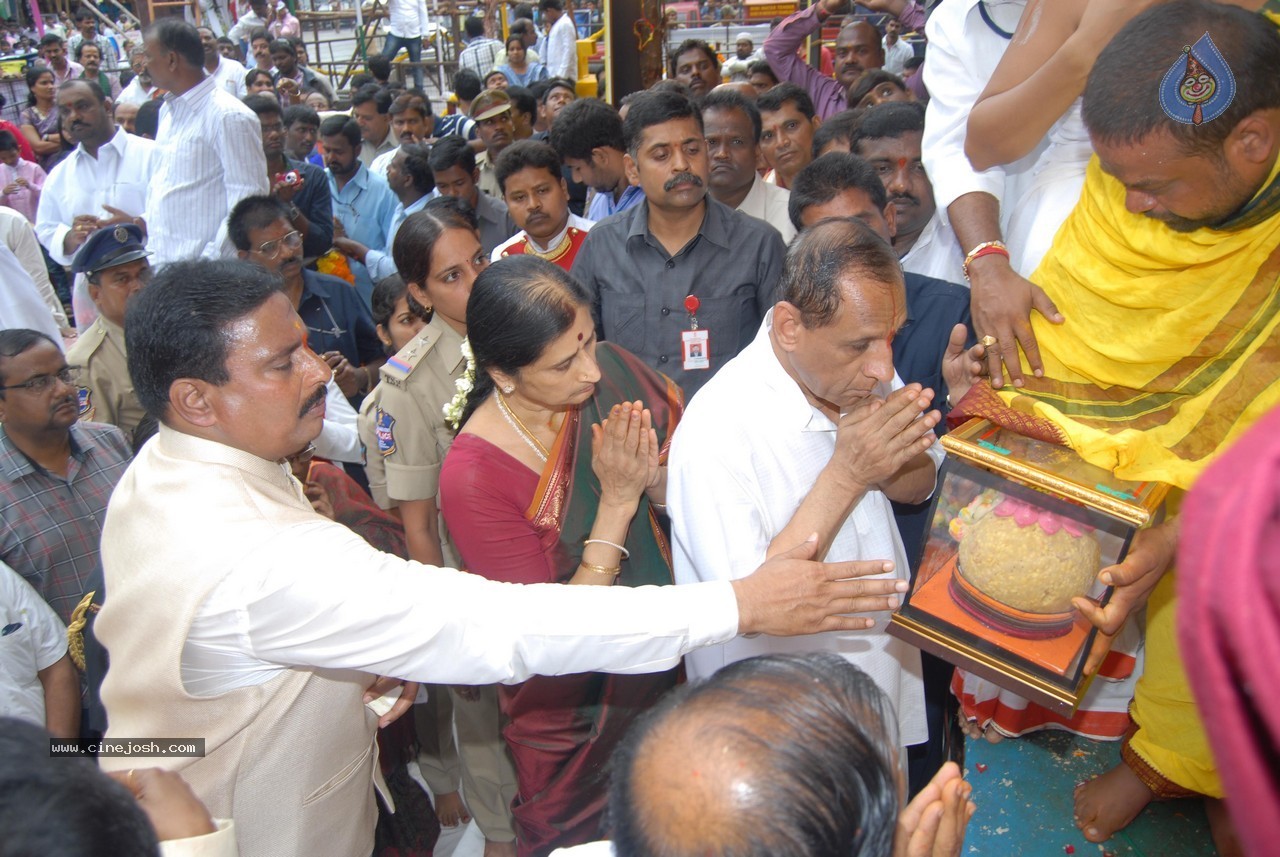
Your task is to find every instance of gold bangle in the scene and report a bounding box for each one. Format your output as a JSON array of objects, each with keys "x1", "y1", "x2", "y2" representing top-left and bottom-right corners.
[{"x1": 579, "y1": 562, "x2": 621, "y2": 577}]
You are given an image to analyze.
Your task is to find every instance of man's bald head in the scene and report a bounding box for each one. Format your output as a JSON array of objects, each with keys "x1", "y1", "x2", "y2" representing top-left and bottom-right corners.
[{"x1": 609, "y1": 653, "x2": 899, "y2": 857}]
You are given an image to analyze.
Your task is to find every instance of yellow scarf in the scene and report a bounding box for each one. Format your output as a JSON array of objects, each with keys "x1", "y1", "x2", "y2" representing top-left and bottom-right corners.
[{"x1": 995, "y1": 154, "x2": 1280, "y2": 490}]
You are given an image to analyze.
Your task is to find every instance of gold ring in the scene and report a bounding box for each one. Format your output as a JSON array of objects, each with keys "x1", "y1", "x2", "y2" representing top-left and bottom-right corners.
[{"x1": 980, "y1": 335, "x2": 999, "y2": 348}]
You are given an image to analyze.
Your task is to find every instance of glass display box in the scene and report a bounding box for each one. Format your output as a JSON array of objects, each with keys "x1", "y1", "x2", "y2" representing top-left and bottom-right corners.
[{"x1": 887, "y1": 420, "x2": 1170, "y2": 714}]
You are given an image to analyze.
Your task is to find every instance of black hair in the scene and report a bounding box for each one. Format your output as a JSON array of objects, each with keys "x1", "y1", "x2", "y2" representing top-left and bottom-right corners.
[
  {"x1": 538, "y1": 0, "x2": 564, "y2": 11},
  {"x1": 244, "y1": 67, "x2": 274, "y2": 90},
  {"x1": 505, "y1": 34, "x2": 523, "y2": 52},
  {"x1": 510, "y1": 18, "x2": 536, "y2": 38},
  {"x1": 528, "y1": 77, "x2": 553, "y2": 102},
  {"x1": 1083, "y1": 0, "x2": 1280, "y2": 156},
  {"x1": 846, "y1": 69, "x2": 906, "y2": 107},
  {"x1": 397, "y1": 141, "x2": 436, "y2": 195},
  {"x1": 506, "y1": 85, "x2": 537, "y2": 120},
  {"x1": 119, "y1": 70, "x2": 136, "y2": 88},
  {"x1": 903, "y1": 56, "x2": 924, "y2": 72},
  {"x1": 495, "y1": 139, "x2": 562, "y2": 193},
  {"x1": 73, "y1": 8, "x2": 95, "y2": 22},
  {"x1": 541, "y1": 77, "x2": 576, "y2": 103},
  {"x1": 549, "y1": 97, "x2": 624, "y2": 161},
  {"x1": 248, "y1": 27, "x2": 271, "y2": 45},
  {"x1": 779, "y1": 215, "x2": 900, "y2": 329},
  {"x1": 850, "y1": 101, "x2": 925, "y2": 155},
  {"x1": 0, "y1": 718, "x2": 162, "y2": 856},
  {"x1": 464, "y1": 16, "x2": 485, "y2": 39},
  {"x1": 788, "y1": 151, "x2": 887, "y2": 231},
  {"x1": 352, "y1": 83, "x2": 392, "y2": 113},
  {"x1": 700, "y1": 88, "x2": 761, "y2": 143},
  {"x1": 126, "y1": 259, "x2": 283, "y2": 420},
  {"x1": 622, "y1": 89, "x2": 702, "y2": 156},
  {"x1": 74, "y1": 40, "x2": 102, "y2": 62},
  {"x1": 811, "y1": 108, "x2": 864, "y2": 157},
  {"x1": 348, "y1": 71, "x2": 376, "y2": 91},
  {"x1": 453, "y1": 68, "x2": 482, "y2": 101},
  {"x1": 747, "y1": 59, "x2": 777, "y2": 86},
  {"x1": 392, "y1": 195, "x2": 479, "y2": 318},
  {"x1": 283, "y1": 103, "x2": 320, "y2": 129},
  {"x1": 38, "y1": 33, "x2": 63, "y2": 48},
  {"x1": 367, "y1": 53, "x2": 392, "y2": 81},
  {"x1": 268, "y1": 38, "x2": 294, "y2": 57},
  {"x1": 458, "y1": 256, "x2": 588, "y2": 427},
  {"x1": 757, "y1": 81, "x2": 815, "y2": 120},
  {"x1": 227, "y1": 194, "x2": 290, "y2": 252},
  {"x1": 24, "y1": 65, "x2": 52, "y2": 105},
  {"x1": 389, "y1": 92, "x2": 431, "y2": 117},
  {"x1": 669, "y1": 38, "x2": 719, "y2": 77},
  {"x1": 644, "y1": 78, "x2": 691, "y2": 98},
  {"x1": 0, "y1": 129, "x2": 17, "y2": 151},
  {"x1": 372, "y1": 274, "x2": 430, "y2": 332},
  {"x1": 148, "y1": 18, "x2": 204, "y2": 69},
  {"x1": 608, "y1": 653, "x2": 899, "y2": 857},
  {"x1": 58, "y1": 77, "x2": 107, "y2": 107},
  {"x1": 241, "y1": 92, "x2": 281, "y2": 118},
  {"x1": 319, "y1": 115, "x2": 361, "y2": 147},
  {"x1": 429, "y1": 133, "x2": 477, "y2": 174},
  {"x1": 0, "y1": 329, "x2": 58, "y2": 389},
  {"x1": 134, "y1": 99, "x2": 161, "y2": 138},
  {"x1": 513, "y1": 2, "x2": 534, "y2": 20},
  {"x1": 486, "y1": 69, "x2": 509, "y2": 86}
]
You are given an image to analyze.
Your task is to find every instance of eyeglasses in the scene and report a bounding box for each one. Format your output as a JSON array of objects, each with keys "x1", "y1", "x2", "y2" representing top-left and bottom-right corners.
[
  {"x1": 0, "y1": 365, "x2": 81, "y2": 393},
  {"x1": 255, "y1": 230, "x2": 303, "y2": 259}
]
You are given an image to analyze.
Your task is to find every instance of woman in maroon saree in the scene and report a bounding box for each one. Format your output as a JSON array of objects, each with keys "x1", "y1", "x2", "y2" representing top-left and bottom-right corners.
[{"x1": 439, "y1": 256, "x2": 683, "y2": 856}]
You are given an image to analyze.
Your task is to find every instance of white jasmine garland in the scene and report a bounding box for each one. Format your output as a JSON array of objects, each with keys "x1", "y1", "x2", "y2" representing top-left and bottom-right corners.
[{"x1": 443, "y1": 338, "x2": 477, "y2": 431}]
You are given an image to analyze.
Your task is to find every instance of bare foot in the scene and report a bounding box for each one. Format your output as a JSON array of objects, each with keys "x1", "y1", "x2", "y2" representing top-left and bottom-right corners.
[
  {"x1": 958, "y1": 717, "x2": 1005, "y2": 744},
  {"x1": 1205, "y1": 798, "x2": 1244, "y2": 857},
  {"x1": 1073, "y1": 762, "x2": 1154, "y2": 842},
  {"x1": 483, "y1": 839, "x2": 517, "y2": 857},
  {"x1": 434, "y1": 790, "x2": 471, "y2": 828}
]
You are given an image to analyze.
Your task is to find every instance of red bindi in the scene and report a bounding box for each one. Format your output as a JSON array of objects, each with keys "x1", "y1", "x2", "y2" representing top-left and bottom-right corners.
[
  {"x1": 578, "y1": 332, "x2": 584, "y2": 341},
  {"x1": 897, "y1": 157, "x2": 907, "y2": 171}
]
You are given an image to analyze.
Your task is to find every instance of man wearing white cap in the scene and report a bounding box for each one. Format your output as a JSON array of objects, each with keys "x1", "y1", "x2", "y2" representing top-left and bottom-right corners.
[{"x1": 722, "y1": 33, "x2": 762, "y2": 83}]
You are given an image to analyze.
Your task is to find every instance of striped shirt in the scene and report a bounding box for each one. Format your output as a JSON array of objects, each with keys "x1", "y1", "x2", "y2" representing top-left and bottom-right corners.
[
  {"x1": 147, "y1": 74, "x2": 269, "y2": 265},
  {"x1": 0, "y1": 422, "x2": 131, "y2": 624}
]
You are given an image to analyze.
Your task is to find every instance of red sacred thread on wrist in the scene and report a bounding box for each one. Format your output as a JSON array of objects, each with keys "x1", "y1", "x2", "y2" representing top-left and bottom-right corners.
[{"x1": 962, "y1": 241, "x2": 1010, "y2": 281}]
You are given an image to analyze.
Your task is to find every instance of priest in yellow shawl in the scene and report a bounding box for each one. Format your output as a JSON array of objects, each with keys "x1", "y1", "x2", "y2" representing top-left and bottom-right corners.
[{"x1": 950, "y1": 1, "x2": 1280, "y2": 851}]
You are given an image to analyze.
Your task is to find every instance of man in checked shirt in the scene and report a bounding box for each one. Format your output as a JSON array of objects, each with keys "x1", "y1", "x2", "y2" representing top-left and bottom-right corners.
[{"x1": 0, "y1": 328, "x2": 131, "y2": 626}]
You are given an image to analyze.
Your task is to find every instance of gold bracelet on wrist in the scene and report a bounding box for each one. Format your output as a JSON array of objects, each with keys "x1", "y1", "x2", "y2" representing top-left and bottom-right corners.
[{"x1": 579, "y1": 562, "x2": 621, "y2": 578}]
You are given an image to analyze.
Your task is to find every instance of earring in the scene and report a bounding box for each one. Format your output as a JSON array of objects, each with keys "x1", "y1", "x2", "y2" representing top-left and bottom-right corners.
[{"x1": 502, "y1": 385, "x2": 514, "y2": 394}]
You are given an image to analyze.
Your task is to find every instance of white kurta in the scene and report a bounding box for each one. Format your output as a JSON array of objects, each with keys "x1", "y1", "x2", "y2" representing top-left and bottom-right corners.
[
  {"x1": 669, "y1": 315, "x2": 936, "y2": 746},
  {"x1": 101, "y1": 427, "x2": 742, "y2": 695}
]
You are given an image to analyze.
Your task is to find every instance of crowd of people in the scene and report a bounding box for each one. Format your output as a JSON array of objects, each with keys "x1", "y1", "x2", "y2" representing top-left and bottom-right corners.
[{"x1": 1, "y1": 0, "x2": 1279, "y2": 856}]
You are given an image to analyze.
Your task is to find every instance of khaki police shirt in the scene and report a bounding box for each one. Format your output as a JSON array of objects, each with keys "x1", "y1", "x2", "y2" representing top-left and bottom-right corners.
[
  {"x1": 358, "y1": 316, "x2": 466, "y2": 564},
  {"x1": 65, "y1": 316, "x2": 146, "y2": 438}
]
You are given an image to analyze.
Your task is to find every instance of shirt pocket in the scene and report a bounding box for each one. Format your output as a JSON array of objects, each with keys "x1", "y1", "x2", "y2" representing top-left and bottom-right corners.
[
  {"x1": 694, "y1": 289, "x2": 754, "y2": 352},
  {"x1": 603, "y1": 293, "x2": 647, "y2": 354}
]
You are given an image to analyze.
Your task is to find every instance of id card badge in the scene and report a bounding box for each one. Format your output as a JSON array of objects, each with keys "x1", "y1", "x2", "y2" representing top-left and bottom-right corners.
[
  {"x1": 681, "y1": 295, "x2": 711, "y2": 372},
  {"x1": 682, "y1": 328, "x2": 710, "y2": 371}
]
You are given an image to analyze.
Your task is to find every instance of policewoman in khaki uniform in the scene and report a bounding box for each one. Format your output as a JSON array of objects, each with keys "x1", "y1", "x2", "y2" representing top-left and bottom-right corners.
[
  {"x1": 64, "y1": 224, "x2": 151, "y2": 439},
  {"x1": 356, "y1": 197, "x2": 519, "y2": 851}
]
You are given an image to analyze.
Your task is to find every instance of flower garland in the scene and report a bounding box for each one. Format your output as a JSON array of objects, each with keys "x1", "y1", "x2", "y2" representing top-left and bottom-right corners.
[{"x1": 443, "y1": 338, "x2": 476, "y2": 431}]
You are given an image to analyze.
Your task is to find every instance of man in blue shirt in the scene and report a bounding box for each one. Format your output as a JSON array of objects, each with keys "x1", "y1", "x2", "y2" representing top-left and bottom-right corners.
[
  {"x1": 320, "y1": 116, "x2": 398, "y2": 305},
  {"x1": 549, "y1": 97, "x2": 645, "y2": 223}
]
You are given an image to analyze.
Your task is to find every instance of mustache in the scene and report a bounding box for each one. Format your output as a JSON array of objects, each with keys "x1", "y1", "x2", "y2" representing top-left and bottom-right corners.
[
  {"x1": 890, "y1": 193, "x2": 919, "y2": 206},
  {"x1": 299, "y1": 385, "x2": 326, "y2": 418},
  {"x1": 664, "y1": 172, "x2": 703, "y2": 191}
]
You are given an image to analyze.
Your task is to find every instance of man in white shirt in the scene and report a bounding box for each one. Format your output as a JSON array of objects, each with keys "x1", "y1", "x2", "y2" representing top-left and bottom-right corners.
[
  {"x1": 670, "y1": 217, "x2": 968, "y2": 762},
  {"x1": 198, "y1": 24, "x2": 246, "y2": 97},
  {"x1": 36, "y1": 79, "x2": 155, "y2": 328},
  {"x1": 0, "y1": 244, "x2": 64, "y2": 343},
  {"x1": 39, "y1": 33, "x2": 84, "y2": 84},
  {"x1": 701, "y1": 89, "x2": 795, "y2": 243},
  {"x1": 882, "y1": 19, "x2": 915, "y2": 76},
  {"x1": 539, "y1": 0, "x2": 578, "y2": 81},
  {"x1": 226, "y1": 0, "x2": 270, "y2": 46},
  {"x1": 380, "y1": 0, "x2": 430, "y2": 90},
  {"x1": 0, "y1": 560, "x2": 78, "y2": 740},
  {"x1": 0, "y1": 207, "x2": 67, "y2": 331},
  {"x1": 115, "y1": 46, "x2": 160, "y2": 105},
  {"x1": 141, "y1": 18, "x2": 268, "y2": 264},
  {"x1": 96, "y1": 256, "x2": 905, "y2": 857}
]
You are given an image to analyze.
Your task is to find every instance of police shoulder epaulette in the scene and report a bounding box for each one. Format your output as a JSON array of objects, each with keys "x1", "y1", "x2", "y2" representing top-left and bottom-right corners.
[
  {"x1": 65, "y1": 319, "x2": 108, "y2": 365},
  {"x1": 379, "y1": 325, "x2": 440, "y2": 388}
]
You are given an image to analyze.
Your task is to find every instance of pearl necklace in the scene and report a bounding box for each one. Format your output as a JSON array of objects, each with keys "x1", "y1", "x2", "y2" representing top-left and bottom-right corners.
[{"x1": 495, "y1": 391, "x2": 549, "y2": 463}]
